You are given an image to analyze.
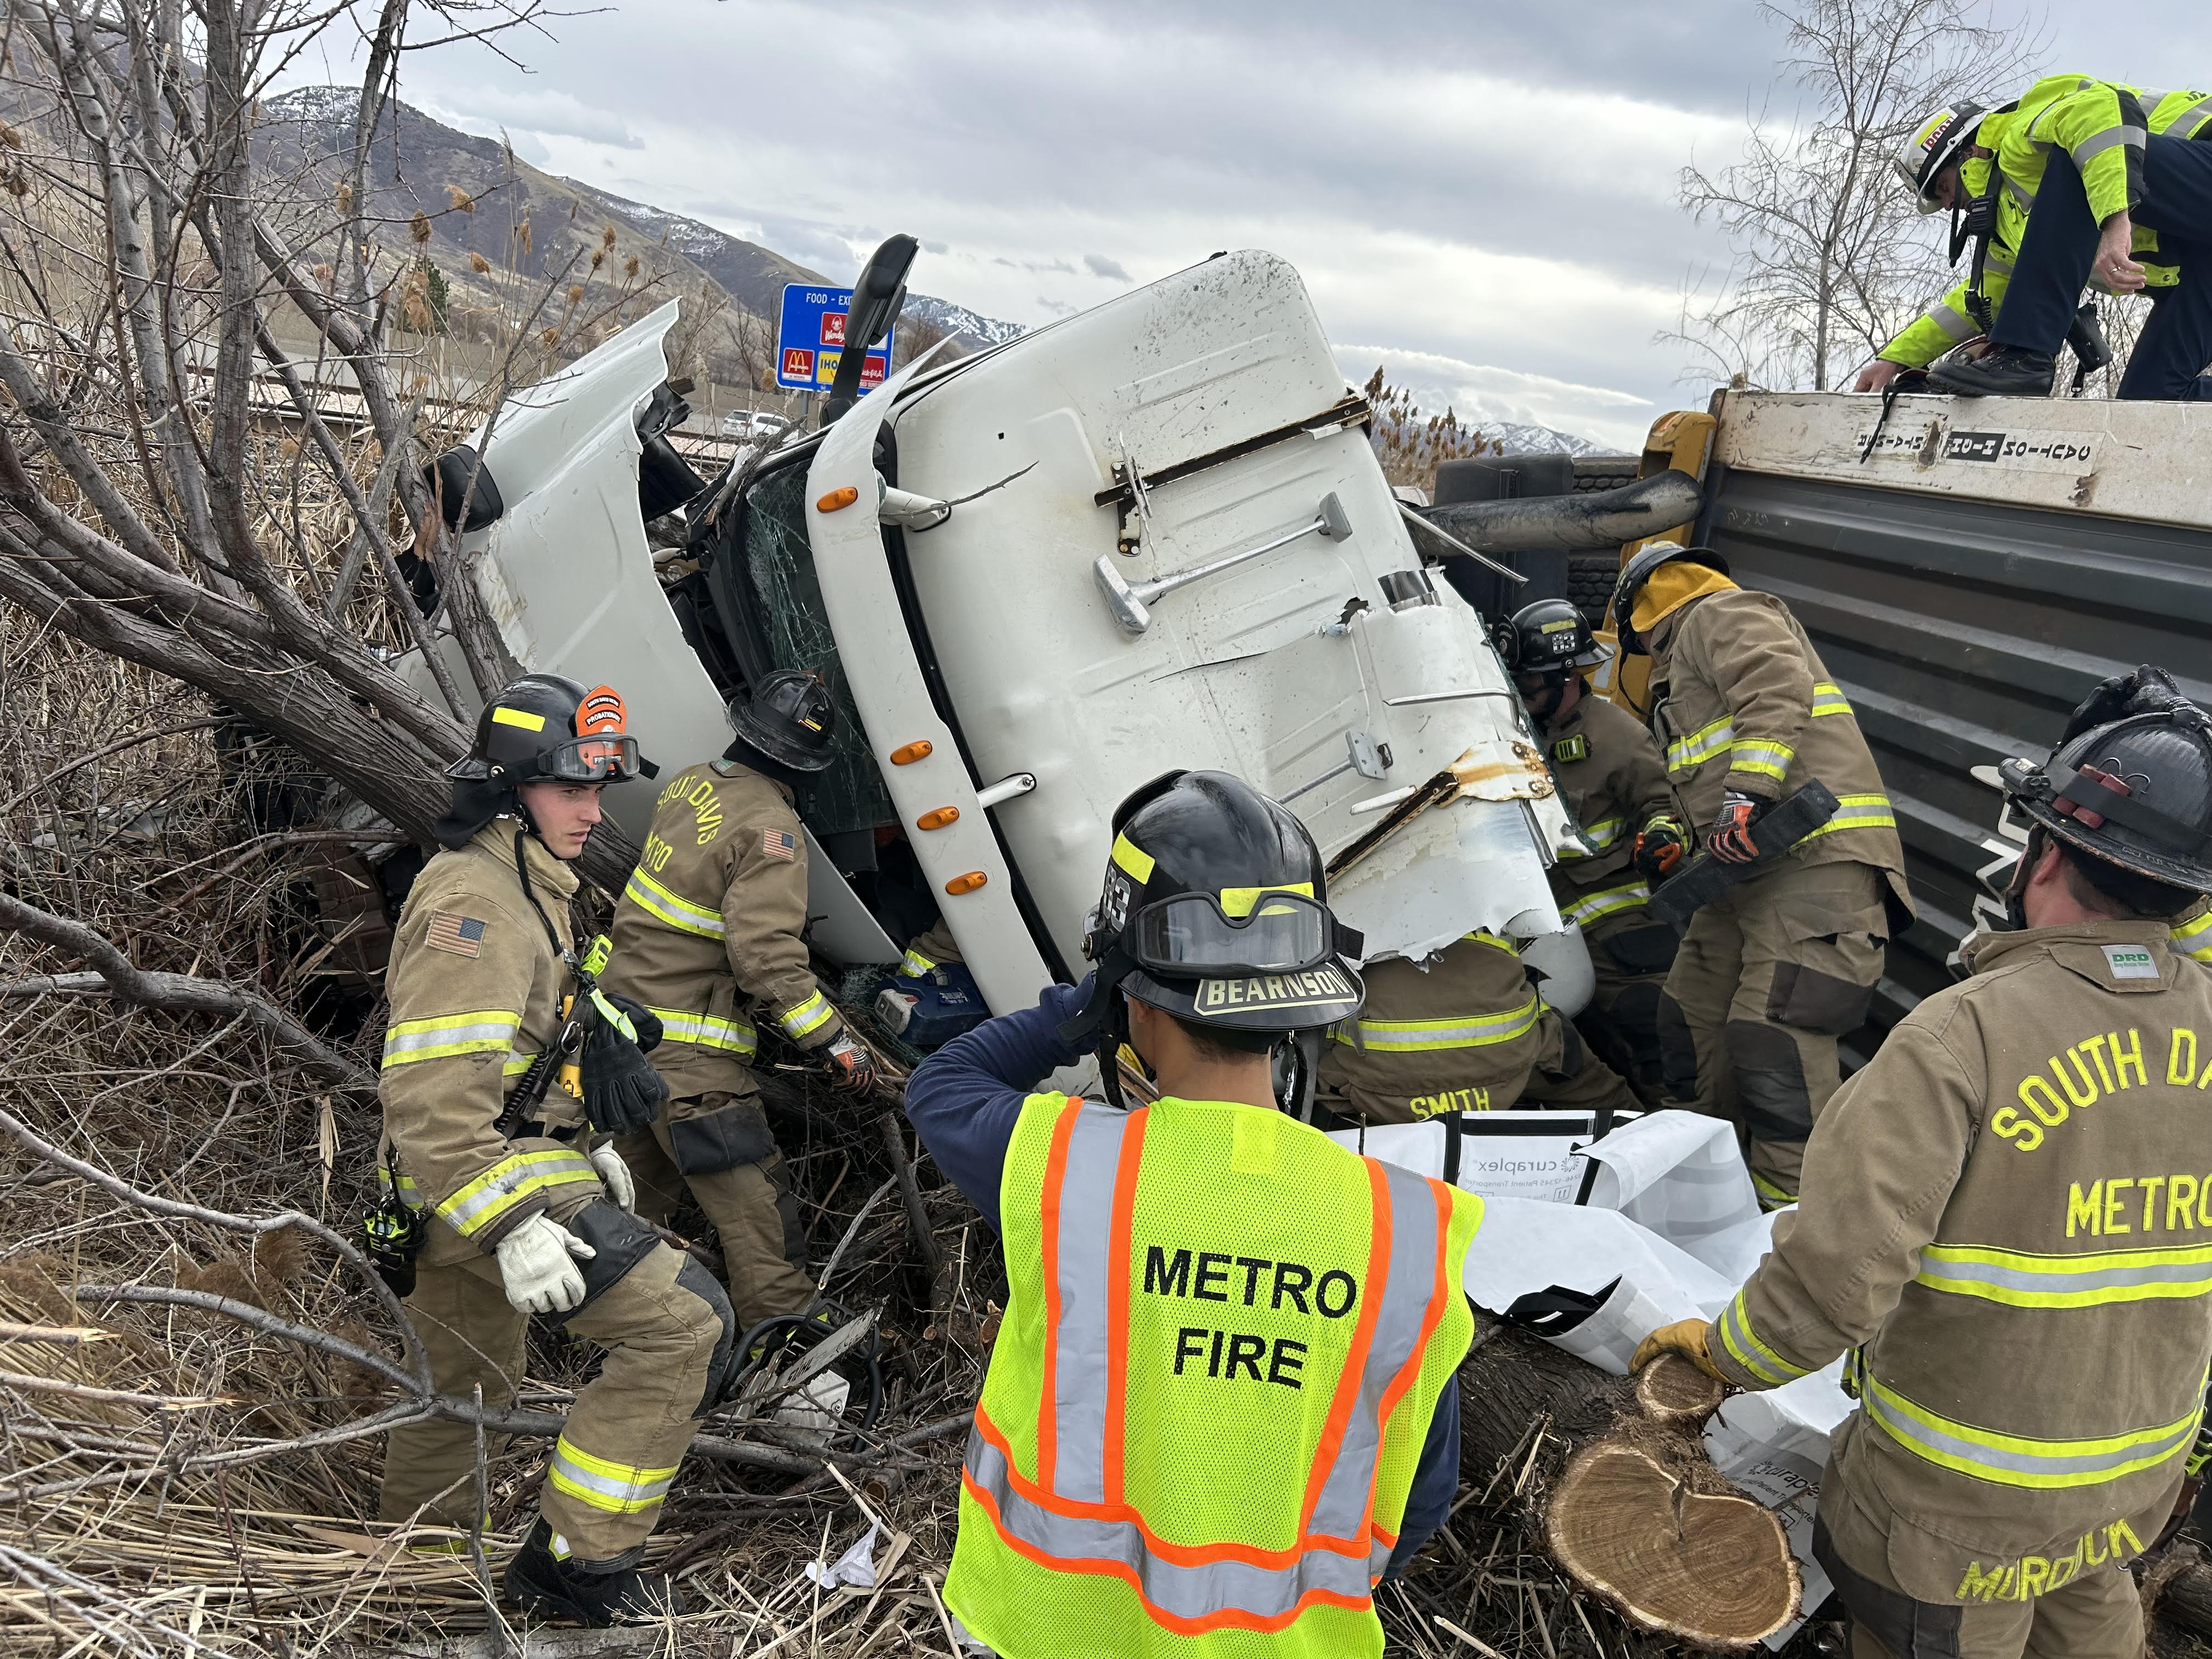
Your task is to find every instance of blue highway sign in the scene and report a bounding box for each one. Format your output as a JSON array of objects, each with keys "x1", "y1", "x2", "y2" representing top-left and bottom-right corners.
[{"x1": 776, "y1": 284, "x2": 894, "y2": 393}]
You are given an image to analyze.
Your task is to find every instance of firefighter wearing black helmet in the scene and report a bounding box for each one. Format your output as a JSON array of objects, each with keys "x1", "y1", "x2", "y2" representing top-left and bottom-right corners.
[
  {"x1": 1499, "y1": 598, "x2": 1688, "y2": 1103},
  {"x1": 1635, "y1": 671, "x2": 2212, "y2": 1659},
  {"x1": 600, "y1": 669, "x2": 877, "y2": 1333},
  {"x1": 1611, "y1": 543, "x2": 1914, "y2": 1209},
  {"x1": 376, "y1": 674, "x2": 738, "y2": 1627},
  {"x1": 903, "y1": 771, "x2": 1480, "y2": 1657}
]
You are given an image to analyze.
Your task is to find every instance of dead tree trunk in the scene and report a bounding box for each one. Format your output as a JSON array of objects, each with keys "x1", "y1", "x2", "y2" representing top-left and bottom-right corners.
[{"x1": 1458, "y1": 1318, "x2": 1799, "y2": 1649}]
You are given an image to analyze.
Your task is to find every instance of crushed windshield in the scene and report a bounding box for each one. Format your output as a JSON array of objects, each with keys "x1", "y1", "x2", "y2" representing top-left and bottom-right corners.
[{"x1": 738, "y1": 464, "x2": 896, "y2": 839}]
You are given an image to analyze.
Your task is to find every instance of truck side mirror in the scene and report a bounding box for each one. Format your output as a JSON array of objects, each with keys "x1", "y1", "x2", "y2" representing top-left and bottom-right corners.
[{"x1": 823, "y1": 234, "x2": 920, "y2": 427}]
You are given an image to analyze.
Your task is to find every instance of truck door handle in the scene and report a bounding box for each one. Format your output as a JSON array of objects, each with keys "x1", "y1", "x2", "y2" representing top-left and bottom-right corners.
[{"x1": 1093, "y1": 492, "x2": 1351, "y2": 636}]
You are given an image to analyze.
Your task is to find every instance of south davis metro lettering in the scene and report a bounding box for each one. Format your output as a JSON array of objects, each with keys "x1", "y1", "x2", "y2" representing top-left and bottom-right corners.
[{"x1": 1142, "y1": 1244, "x2": 1357, "y2": 1393}]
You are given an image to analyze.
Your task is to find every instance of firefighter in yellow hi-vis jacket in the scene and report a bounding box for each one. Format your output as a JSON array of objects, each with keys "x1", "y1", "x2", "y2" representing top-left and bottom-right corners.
[
  {"x1": 373, "y1": 675, "x2": 736, "y2": 1628},
  {"x1": 1610, "y1": 544, "x2": 1914, "y2": 1207},
  {"x1": 1635, "y1": 680, "x2": 2212, "y2": 1659},
  {"x1": 1497, "y1": 599, "x2": 1688, "y2": 1104},
  {"x1": 601, "y1": 670, "x2": 877, "y2": 1329}
]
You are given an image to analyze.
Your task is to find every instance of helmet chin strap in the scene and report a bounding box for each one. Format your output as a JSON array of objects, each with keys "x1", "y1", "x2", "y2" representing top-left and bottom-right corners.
[{"x1": 1998, "y1": 825, "x2": 2046, "y2": 932}]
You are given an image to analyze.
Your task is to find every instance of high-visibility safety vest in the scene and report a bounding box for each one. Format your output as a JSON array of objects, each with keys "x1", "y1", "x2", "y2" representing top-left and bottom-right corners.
[{"x1": 946, "y1": 1092, "x2": 1481, "y2": 1657}]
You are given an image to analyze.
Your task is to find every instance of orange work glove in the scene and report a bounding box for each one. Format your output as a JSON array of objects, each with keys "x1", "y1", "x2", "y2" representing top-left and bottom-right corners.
[
  {"x1": 1632, "y1": 815, "x2": 1689, "y2": 884},
  {"x1": 1708, "y1": 792, "x2": 1767, "y2": 864}
]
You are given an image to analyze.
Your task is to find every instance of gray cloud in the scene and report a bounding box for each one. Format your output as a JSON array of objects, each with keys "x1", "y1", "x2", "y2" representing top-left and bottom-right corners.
[{"x1": 304, "y1": 0, "x2": 2198, "y2": 446}]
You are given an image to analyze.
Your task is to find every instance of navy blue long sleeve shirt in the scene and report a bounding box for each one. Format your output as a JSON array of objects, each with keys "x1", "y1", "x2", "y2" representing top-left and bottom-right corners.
[{"x1": 904, "y1": 980, "x2": 1461, "y2": 1577}]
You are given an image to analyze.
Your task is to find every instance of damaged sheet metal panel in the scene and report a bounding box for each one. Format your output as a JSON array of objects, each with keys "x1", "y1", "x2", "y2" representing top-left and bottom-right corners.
[{"x1": 880, "y1": 250, "x2": 1574, "y2": 970}]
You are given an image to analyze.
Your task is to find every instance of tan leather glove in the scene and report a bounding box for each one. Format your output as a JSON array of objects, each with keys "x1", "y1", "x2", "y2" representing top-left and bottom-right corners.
[{"x1": 1630, "y1": 1317, "x2": 1726, "y2": 1381}]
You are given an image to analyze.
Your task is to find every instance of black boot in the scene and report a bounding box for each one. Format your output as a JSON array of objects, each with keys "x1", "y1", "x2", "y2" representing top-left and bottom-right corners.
[
  {"x1": 1926, "y1": 343, "x2": 2058, "y2": 397},
  {"x1": 504, "y1": 1517, "x2": 691, "y2": 1627}
]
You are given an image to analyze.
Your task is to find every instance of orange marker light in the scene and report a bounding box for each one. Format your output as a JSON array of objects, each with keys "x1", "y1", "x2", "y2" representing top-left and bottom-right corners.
[
  {"x1": 816, "y1": 486, "x2": 860, "y2": 512},
  {"x1": 945, "y1": 871, "x2": 989, "y2": 896},
  {"x1": 917, "y1": 806, "x2": 960, "y2": 831},
  {"x1": 890, "y1": 740, "x2": 934, "y2": 765}
]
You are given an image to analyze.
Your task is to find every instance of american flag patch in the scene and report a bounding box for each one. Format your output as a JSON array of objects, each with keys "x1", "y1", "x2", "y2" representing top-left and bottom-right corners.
[
  {"x1": 763, "y1": 828, "x2": 797, "y2": 862},
  {"x1": 425, "y1": 911, "x2": 488, "y2": 957}
]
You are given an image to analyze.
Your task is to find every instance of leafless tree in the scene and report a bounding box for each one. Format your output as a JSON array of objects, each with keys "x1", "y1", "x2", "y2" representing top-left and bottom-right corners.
[
  {"x1": 1670, "y1": 0, "x2": 2046, "y2": 391},
  {"x1": 0, "y1": 0, "x2": 654, "y2": 887}
]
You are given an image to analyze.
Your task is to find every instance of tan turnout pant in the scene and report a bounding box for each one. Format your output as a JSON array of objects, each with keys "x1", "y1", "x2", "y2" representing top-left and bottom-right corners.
[
  {"x1": 377, "y1": 1189, "x2": 732, "y2": 1566},
  {"x1": 1655, "y1": 859, "x2": 1890, "y2": 1207},
  {"x1": 613, "y1": 1089, "x2": 816, "y2": 1328},
  {"x1": 1814, "y1": 1510, "x2": 2142, "y2": 1659}
]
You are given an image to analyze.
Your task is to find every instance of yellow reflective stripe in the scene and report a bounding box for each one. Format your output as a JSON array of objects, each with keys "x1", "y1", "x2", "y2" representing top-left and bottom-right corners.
[
  {"x1": 382, "y1": 1009, "x2": 521, "y2": 1068},
  {"x1": 1343, "y1": 994, "x2": 1540, "y2": 1052},
  {"x1": 546, "y1": 1435, "x2": 680, "y2": 1515},
  {"x1": 1716, "y1": 1290, "x2": 1807, "y2": 1386},
  {"x1": 1219, "y1": 881, "x2": 1314, "y2": 918},
  {"x1": 778, "y1": 990, "x2": 836, "y2": 1040},
  {"x1": 490, "y1": 706, "x2": 546, "y2": 732},
  {"x1": 1111, "y1": 832, "x2": 1154, "y2": 883},
  {"x1": 1562, "y1": 815, "x2": 1627, "y2": 859},
  {"x1": 1464, "y1": 929, "x2": 1519, "y2": 957},
  {"x1": 1752, "y1": 1169, "x2": 1798, "y2": 1210},
  {"x1": 650, "y1": 1006, "x2": 758, "y2": 1056},
  {"x1": 1560, "y1": 881, "x2": 1651, "y2": 928},
  {"x1": 1666, "y1": 715, "x2": 1734, "y2": 774},
  {"x1": 1865, "y1": 1372, "x2": 2199, "y2": 1489},
  {"x1": 622, "y1": 868, "x2": 724, "y2": 940},
  {"x1": 1727, "y1": 738, "x2": 1795, "y2": 781},
  {"x1": 1811, "y1": 682, "x2": 1854, "y2": 717},
  {"x1": 1917, "y1": 1241, "x2": 2212, "y2": 1308},
  {"x1": 2174, "y1": 910, "x2": 2212, "y2": 964},
  {"x1": 376, "y1": 1166, "x2": 427, "y2": 1211},
  {"x1": 503, "y1": 1051, "x2": 535, "y2": 1077},
  {"x1": 898, "y1": 949, "x2": 938, "y2": 977},
  {"x1": 1803, "y1": 793, "x2": 1897, "y2": 839},
  {"x1": 435, "y1": 1150, "x2": 599, "y2": 1237}
]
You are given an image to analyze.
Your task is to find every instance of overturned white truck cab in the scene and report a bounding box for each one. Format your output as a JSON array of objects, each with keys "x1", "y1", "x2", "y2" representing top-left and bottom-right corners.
[{"x1": 419, "y1": 251, "x2": 1588, "y2": 1030}]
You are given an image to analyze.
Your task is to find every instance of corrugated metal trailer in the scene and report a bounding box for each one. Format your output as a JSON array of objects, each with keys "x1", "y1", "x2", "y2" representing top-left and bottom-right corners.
[{"x1": 1688, "y1": 391, "x2": 2212, "y2": 1051}]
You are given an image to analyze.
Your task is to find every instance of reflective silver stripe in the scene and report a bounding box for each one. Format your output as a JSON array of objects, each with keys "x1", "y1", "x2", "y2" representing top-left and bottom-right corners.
[
  {"x1": 1565, "y1": 815, "x2": 1627, "y2": 857},
  {"x1": 899, "y1": 949, "x2": 937, "y2": 977},
  {"x1": 2168, "y1": 95, "x2": 2212, "y2": 138},
  {"x1": 1344, "y1": 996, "x2": 1541, "y2": 1052},
  {"x1": 1865, "y1": 1371, "x2": 2198, "y2": 1489},
  {"x1": 381, "y1": 1010, "x2": 521, "y2": 1067},
  {"x1": 2175, "y1": 911, "x2": 2212, "y2": 964},
  {"x1": 1560, "y1": 882, "x2": 1651, "y2": 928},
  {"x1": 966, "y1": 1429, "x2": 1386, "y2": 1622},
  {"x1": 622, "y1": 868, "x2": 724, "y2": 939},
  {"x1": 649, "y1": 1007, "x2": 757, "y2": 1056},
  {"x1": 437, "y1": 1150, "x2": 597, "y2": 1234},
  {"x1": 547, "y1": 1435, "x2": 679, "y2": 1514},
  {"x1": 1048, "y1": 1103, "x2": 1128, "y2": 1505},
  {"x1": 1917, "y1": 1242, "x2": 2212, "y2": 1307},
  {"x1": 2072, "y1": 125, "x2": 2146, "y2": 168},
  {"x1": 1306, "y1": 1160, "x2": 1440, "y2": 1541},
  {"x1": 1925, "y1": 300, "x2": 1978, "y2": 341},
  {"x1": 2004, "y1": 172, "x2": 2037, "y2": 213},
  {"x1": 1983, "y1": 249, "x2": 2016, "y2": 276}
]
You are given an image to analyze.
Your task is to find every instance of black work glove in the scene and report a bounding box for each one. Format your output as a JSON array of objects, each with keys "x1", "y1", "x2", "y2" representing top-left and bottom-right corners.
[
  {"x1": 1708, "y1": 792, "x2": 1768, "y2": 865},
  {"x1": 1633, "y1": 815, "x2": 1689, "y2": 884},
  {"x1": 596, "y1": 990, "x2": 662, "y2": 1053},
  {"x1": 2062, "y1": 665, "x2": 2183, "y2": 744},
  {"x1": 578, "y1": 992, "x2": 668, "y2": 1135}
]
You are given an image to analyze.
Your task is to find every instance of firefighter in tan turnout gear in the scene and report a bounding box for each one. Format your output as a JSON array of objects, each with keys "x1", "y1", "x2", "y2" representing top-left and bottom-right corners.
[
  {"x1": 601, "y1": 670, "x2": 878, "y2": 1328},
  {"x1": 1636, "y1": 670, "x2": 2212, "y2": 1659},
  {"x1": 373, "y1": 675, "x2": 737, "y2": 1628},
  {"x1": 1611, "y1": 543, "x2": 1912, "y2": 1206},
  {"x1": 1499, "y1": 598, "x2": 1688, "y2": 1104}
]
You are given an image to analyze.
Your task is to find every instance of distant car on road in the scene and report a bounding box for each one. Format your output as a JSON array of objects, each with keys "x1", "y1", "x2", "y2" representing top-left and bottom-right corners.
[{"x1": 720, "y1": 409, "x2": 794, "y2": 443}]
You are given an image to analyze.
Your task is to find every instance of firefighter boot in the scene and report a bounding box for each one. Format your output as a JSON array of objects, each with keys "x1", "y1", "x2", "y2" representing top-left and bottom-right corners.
[
  {"x1": 1927, "y1": 343, "x2": 2057, "y2": 397},
  {"x1": 504, "y1": 1516, "x2": 692, "y2": 1627}
]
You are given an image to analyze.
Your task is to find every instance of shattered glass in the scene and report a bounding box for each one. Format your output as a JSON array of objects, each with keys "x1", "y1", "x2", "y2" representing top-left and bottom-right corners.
[{"x1": 740, "y1": 466, "x2": 897, "y2": 838}]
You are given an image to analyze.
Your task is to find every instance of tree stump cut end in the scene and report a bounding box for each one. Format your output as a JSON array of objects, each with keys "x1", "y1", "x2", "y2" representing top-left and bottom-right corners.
[
  {"x1": 1547, "y1": 1438, "x2": 1800, "y2": 1650},
  {"x1": 1636, "y1": 1352, "x2": 1728, "y2": 1428}
]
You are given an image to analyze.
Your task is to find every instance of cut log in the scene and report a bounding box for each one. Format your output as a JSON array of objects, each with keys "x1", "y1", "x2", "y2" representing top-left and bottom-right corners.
[
  {"x1": 1546, "y1": 1434, "x2": 1801, "y2": 1650},
  {"x1": 1636, "y1": 1353, "x2": 1726, "y2": 1429}
]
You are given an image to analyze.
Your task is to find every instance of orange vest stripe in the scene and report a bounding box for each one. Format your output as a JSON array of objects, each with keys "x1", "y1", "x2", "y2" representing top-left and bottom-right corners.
[{"x1": 1300, "y1": 1158, "x2": 1391, "y2": 1540}]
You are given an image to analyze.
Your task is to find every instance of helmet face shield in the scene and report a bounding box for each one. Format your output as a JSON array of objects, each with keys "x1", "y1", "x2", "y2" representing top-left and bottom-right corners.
[
  {"x1": 1127, "y1": 889, "x2": 1333, "y2": 977},
  {"x1": 543, "y1": 734, "x2": 642, "y2": 783}
]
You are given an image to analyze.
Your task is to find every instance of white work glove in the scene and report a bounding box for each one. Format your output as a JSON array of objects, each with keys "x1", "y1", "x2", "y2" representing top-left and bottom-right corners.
[
  {"x1": 588, "y1": 1141, "x2": 635, "y2": 1212},
  {"x1": 494, "y1": 1214, "x2": 597, "y2": 1316}
]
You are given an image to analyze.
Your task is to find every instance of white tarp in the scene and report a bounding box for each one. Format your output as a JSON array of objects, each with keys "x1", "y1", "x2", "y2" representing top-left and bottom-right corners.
[{"x1": 1331, "y1": 1106, "x2": 1848, "y2": 1649}]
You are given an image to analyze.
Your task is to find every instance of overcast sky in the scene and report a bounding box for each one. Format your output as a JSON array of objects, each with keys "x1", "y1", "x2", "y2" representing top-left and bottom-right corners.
[{"x1": 279, "y1": 1, "x2": 2206, "y2": 449}]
